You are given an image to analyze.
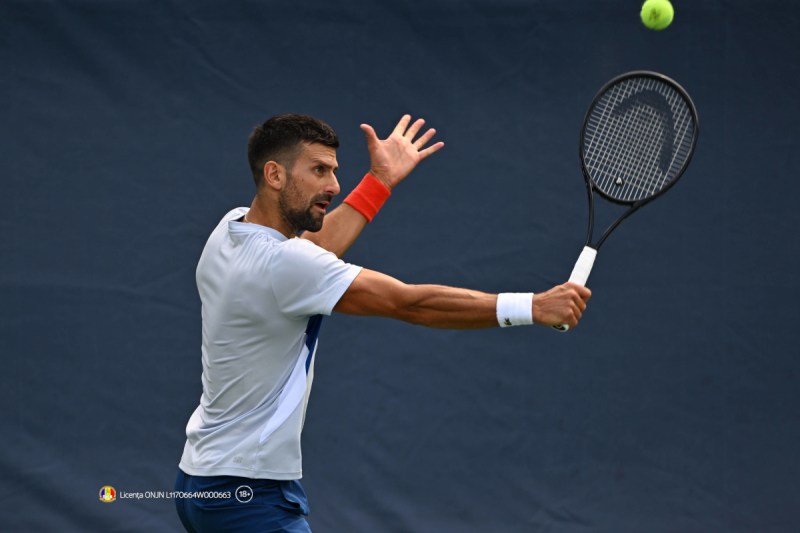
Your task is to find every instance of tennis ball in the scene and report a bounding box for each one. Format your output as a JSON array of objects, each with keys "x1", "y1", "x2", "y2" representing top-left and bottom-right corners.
[{"x1": 640, "y1": 0, "x2": 674, "y2": 31}]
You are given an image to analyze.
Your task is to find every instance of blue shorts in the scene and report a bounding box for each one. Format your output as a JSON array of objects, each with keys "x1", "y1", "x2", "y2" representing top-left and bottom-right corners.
[{"x1": 174, "y1": 468, "x2": 311, "y2": 533}]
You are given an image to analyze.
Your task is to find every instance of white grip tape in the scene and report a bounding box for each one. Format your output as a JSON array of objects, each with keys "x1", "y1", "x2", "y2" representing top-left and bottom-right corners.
[
  {"x1": 567, "y1": 246, "x2": 597, "y2": 286},
  {"x1": 553, "y1": 246, "x2": 597, "y2": 333}
]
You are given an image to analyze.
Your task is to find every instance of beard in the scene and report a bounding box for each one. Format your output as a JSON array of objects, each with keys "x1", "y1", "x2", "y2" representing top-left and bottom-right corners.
[{"x1": 278, "y1": 172, "x2": 330, "y2": 234}]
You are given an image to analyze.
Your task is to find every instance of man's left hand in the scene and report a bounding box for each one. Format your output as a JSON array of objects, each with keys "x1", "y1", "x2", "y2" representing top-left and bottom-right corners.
[{"x1": 360, "y1": 115, "x2": 445, "y2": 190}]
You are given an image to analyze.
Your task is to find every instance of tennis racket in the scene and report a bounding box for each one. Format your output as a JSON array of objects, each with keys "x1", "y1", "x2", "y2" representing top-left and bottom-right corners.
[{"x1": 554, "y1": 71, "x2": 699, "y2": 332}]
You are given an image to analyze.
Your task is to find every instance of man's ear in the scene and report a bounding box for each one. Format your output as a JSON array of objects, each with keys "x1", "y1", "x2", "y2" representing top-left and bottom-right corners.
[{"x1": 262, "y1": 161, "x2": 285, "y2": 191}]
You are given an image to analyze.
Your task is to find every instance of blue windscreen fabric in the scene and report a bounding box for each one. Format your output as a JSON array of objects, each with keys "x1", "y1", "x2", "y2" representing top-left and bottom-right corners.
[{"x1": 1, "y1": 1, "x2": 798, "y2": 531}]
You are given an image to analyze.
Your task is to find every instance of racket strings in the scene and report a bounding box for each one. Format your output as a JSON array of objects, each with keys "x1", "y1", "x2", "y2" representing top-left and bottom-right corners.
[
  {"x1": 592, "y1": 80, "x2": 664, "y2": 197},
  {"x1": 583, "y1": 76, "x2": 696, "y2": 203},
  {"x1": 601, "y1": 101, "x2": 664, "y2": 199},
  {"x1": 624, "y1": 79, "x2": 672, "y2": 197},
  {"x1": 601, "y1": 83, "x2": 690, "y2": 199},
  {"x1": 585, "y1": 86, "x2": 656, "y2": 200},
  {"x1": 590, "y1": 79, "x2": 669, "y2": 199}
]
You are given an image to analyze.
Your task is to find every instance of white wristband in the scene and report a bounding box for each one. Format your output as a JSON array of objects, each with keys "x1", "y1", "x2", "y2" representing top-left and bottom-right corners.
[{"x1": 496, "y1": 293, "x2": 534, "y2": 327}]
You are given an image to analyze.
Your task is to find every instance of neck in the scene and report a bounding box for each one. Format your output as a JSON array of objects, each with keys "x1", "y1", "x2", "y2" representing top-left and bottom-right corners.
[{"x1": 247, "y1": 197, "x2": 295, "y2": 239}]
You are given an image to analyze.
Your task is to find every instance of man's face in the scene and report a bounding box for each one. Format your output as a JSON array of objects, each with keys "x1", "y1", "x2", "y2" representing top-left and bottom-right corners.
[{"x1": 278, "y1": 143, "x2": 340, "y2": 233}]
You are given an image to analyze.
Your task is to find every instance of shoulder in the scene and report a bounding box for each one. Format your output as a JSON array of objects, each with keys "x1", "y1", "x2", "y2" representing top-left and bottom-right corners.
[
  {"x1": 269, "y1": 238, "x2": 363, "y2": 317},
  {"x1": 275, "y1": 238, "x2": 337, "y2": 265},
  {"x1": 270, "y1": 238, "x2": 360, "y2": 284}
]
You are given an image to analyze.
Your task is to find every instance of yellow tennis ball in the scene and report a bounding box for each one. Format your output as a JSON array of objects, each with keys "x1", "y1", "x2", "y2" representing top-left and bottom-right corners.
[{"x1": 640, "y1": 0, "x2": 674, "y2": 31}]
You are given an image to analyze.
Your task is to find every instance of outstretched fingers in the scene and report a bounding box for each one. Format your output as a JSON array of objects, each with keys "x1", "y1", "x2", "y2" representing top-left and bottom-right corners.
[
  {"x1": 389, "y1": 115, "x2": 445, "y2": 159},
  {"x1": 404, "y1": 118, "x2": 426, "y2": 140},
  {"x1": 361, "y1": 115, "x2": 445, "y2": 187},
  {"x1": 417, "y1": 140, "x2": 445, "y2": 160},
  {"x1": 413, "y1": 127, "x2": 437, "y2": 149},
  {"x1": 392, "y1": 114, "x2": 412, "y2": 136}
]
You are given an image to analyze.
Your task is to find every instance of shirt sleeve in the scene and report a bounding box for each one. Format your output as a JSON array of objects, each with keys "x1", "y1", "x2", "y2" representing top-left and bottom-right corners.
[{"x1": 269, "y1": 239, "x2": 363, "y2": 317}]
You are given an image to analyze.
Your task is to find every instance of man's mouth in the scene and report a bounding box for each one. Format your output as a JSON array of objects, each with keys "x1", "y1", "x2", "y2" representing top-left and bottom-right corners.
[{"x1": 313, "y1": 200, "x2": 330, "y2": 214}]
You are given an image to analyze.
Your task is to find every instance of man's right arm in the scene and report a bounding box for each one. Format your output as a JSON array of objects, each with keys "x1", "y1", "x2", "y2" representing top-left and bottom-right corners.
[{"x1": 333, "y1": 269, "x2": 591, "y2": 330}]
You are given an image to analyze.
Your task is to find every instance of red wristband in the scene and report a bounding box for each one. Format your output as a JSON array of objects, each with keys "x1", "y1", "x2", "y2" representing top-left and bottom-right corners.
[{"x1": 343, "y1": 173, "x2": 391, "y2": 222}]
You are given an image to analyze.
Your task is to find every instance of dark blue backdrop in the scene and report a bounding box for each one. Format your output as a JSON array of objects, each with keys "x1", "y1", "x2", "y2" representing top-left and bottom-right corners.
[{"x1": 2, "y1": 1, "x2": 798, "y2": 531}]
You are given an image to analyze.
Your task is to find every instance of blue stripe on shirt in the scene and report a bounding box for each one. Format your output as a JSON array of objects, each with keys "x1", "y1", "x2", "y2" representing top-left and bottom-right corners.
[{"x1": 304, "y1": 315, "x2": 323, "y2": 373}]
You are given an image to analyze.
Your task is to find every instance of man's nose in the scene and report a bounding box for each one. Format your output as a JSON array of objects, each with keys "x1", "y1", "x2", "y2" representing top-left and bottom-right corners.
[{"x1": 326, "y1": 173, "x2": 341, "y2": 196}]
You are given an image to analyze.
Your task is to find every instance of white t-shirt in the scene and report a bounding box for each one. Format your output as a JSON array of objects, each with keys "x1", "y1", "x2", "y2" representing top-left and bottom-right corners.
[{"x1": 179, "y1": 207, "x2": 362, "y2": 480}]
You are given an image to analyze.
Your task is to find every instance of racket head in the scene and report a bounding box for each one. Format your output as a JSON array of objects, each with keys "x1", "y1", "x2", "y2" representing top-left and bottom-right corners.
[{"x1": 580, "y1": 71, "x2": 699, "y2": 206}]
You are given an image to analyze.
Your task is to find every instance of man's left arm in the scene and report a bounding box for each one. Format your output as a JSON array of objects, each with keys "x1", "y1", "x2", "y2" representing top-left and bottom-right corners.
[{"x1": 301, "y1": 114, "x2": 444, "y2": 257}]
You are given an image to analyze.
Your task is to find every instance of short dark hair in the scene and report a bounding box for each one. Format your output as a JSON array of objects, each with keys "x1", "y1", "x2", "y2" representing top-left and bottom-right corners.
[{"x1": 247, "y1": 113, "x2": 339, "y2": 186}]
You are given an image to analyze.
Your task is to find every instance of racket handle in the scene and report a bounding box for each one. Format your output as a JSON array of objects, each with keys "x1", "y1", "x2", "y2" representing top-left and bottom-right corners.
[{"x1": 553, "y1": 246, "x2": 597, "y2": 333}]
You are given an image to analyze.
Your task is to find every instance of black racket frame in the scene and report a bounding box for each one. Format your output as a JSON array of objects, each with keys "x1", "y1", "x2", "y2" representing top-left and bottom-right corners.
[{"x1": 578, "y1": 70, "x2": 700, "y2": 250}]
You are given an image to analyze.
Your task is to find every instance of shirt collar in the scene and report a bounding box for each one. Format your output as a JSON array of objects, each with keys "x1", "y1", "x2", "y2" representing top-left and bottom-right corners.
[{"x1": 228, "y1": 207, "x2": 289, "y2": 242}]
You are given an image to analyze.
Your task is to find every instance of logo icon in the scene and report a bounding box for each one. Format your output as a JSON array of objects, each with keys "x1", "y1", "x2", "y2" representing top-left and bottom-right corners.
[
  {"x1": 235, "y1": 485, "x2": 253, "y2": 503},
  {"x1": 99, "y1": 486, "x2": 117, "y2": 503}
]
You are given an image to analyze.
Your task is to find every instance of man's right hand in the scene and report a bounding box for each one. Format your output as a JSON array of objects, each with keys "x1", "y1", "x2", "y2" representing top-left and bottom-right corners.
[{"x1": 532, "y1": 283, "x2": 592, "y2": 328}]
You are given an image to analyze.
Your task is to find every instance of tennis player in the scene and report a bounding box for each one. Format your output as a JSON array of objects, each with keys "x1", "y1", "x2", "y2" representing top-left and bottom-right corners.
[{"x1": 174, "y1": 113, "x2": 591, "y2": 533}]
